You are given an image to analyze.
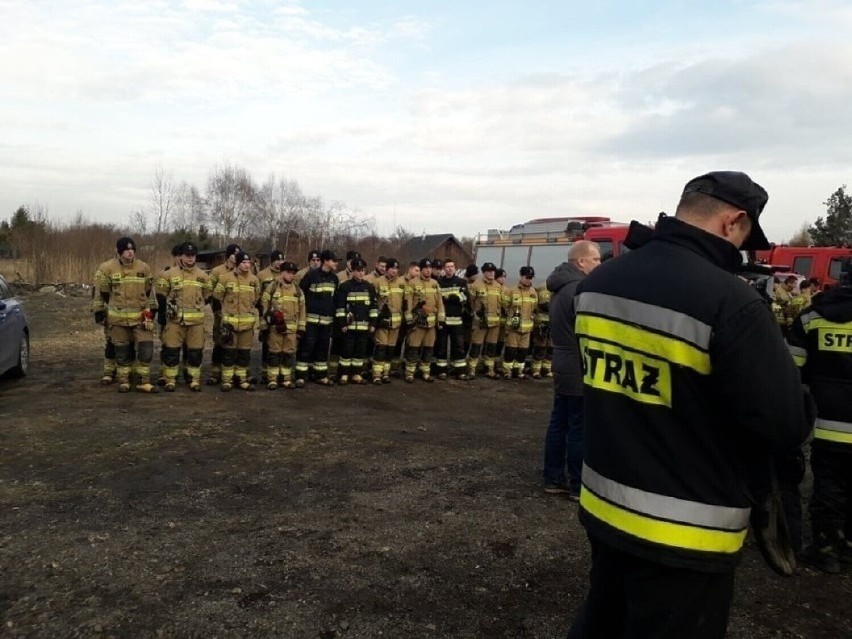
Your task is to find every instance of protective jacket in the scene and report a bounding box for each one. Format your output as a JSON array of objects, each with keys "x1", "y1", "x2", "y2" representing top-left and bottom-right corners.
[
  {"x1": 98, "y1": 257, "x2": 156, "y2": 327},
  {"x1": 547, "y1": 262, "x2": 586, "y2": 396},
  {"x1": 404, "y1": 275, "x2": 445, "y2": 327},
  {"x1": 502, "y1": 281, "x2": 538, "y2": 333},
  {"x1": 256, "y1": 265, "x2": 280, "y2": 297},
  {"x1": 374, "y1": 275, "x2": 406, "y2": 329},
  {"x1": 261, "y1": 280, "x2": 306, "y2": 334},
  {"x1": 213, "y1": 270, "x2": 261, "y2": 331},
  {"x1": 300, "y1": 267, "x2": 338, "y2": 326},
  {"x1": 335, "y1": 278, "x2": 378, "y2": 330},
  {"x1": 156, "y1": 264, "x2": 210, "y2": 326},
  {"x1": 437, "y1": 274, "x2": 469, "y2": 326},
  {"x1": 469, "y1": 279, "x2": 503, "y2": 328},
  {"x1": 788, "y1": 285, "x2": 852, "y2": 448},
  {"x1": 574, "y1": 216, "x2": 811, "y2": 573}
]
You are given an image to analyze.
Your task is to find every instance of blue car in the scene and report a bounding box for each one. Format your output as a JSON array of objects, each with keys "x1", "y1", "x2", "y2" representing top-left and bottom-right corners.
[{"x1": 0, "y1": 274, "x2": 29, "y2": 378}]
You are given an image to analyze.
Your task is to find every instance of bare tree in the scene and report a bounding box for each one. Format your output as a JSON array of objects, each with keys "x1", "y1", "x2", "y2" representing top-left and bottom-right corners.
[
  {"x1": 129, "y1": 208, "x2": 149, "y2": 235},
  {"x1": 787, "y1": 222, "x2": 813, "y2": 247},
  {"x1": 150, "y1": 165, "x2": 177, "y2": 234},
  {"x1": 206, "y1": 162, "x2": 256, "y2": 241},
  {"x1": 171, "y1": 181, "x2": 207, "y2": 233}
]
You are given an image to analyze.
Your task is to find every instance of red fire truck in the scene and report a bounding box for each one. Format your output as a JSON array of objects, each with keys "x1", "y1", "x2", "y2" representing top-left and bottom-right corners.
[{"x1": 754, "y1": 246, "x2": 852, "y2": 288}]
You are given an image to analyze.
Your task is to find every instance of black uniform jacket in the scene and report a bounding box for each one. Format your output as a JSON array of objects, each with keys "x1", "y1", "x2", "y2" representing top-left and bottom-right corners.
[
  {"x1": 300, "y1": 267, "x2": 338, "y2": 323},
  {"x1": 788, "y1": 284, "x2": 852, "y2": 450},
  {"x1": 574, "y1": 216, "x2": 810, "y2": 572},
  {"x1": 437, "y1": 274, "x2": 469, "y2": 322}
]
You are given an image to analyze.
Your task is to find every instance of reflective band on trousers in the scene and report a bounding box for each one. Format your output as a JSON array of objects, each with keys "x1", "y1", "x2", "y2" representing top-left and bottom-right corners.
[
  {"x1": 787, "y1": 343, "x2": 807, "y2": 367},
  {"x1": 581, "y1": 463, "x2": 750, "y2": 554},
  {"x1": 814, "y1": 417, "x2": 852, "y2": 444}
]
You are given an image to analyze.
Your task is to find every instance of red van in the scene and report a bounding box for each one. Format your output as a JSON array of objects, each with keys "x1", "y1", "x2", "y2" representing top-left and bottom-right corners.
[{"x1": 754, "y1": 246, "x2": 852, "y2": 288}]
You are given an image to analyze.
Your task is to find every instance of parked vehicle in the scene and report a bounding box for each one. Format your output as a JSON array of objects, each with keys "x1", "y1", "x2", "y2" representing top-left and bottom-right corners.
[
  {"x1": 0, "y1": 274, "x2": 29, "y2": 378},
  {"x1": 754, "y1": 245, "x2": 852, "y2": 289}
]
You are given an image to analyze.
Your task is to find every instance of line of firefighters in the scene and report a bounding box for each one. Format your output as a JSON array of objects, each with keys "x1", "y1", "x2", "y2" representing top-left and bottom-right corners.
[{"x1": 92, "y1": 238, "x2": 555, "y2": 392}]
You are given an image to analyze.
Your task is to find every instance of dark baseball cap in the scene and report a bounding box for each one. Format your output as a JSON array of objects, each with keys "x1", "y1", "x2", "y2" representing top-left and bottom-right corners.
[
  {"x1": 281, "y1": 261, "x2": 298, "y2": 273},
  {"x1": 682, "y1": 171, "x2": 769, "y2": 250},
  {"x1": 346, "y1": 250, "x2": 361, "y2": 262},
  {"x1": 308, "y1": 249, "x2": 321, "y2": 260},
  {"x1": 481, "y1": 262, "x2": 497, "y2": 272},
  {"x1": 225, "y1": 243, "x2": 241, "y2": 257},
  {"x1": 269, "y1": 250, "x2": 284, "y2": 262},
  {"x1": 385, "y1": 258, "x2": 399, "y2": 269},
  {"x1": 320, "y1": 249, "x2": 338, "y2": 262},
  {"x1": 180, "y1": 242, "x2": 198, "y2": 256},
  {"x1": 236, "y1": 251, "x2": 252, "y2": 263},
  {"x1": 418, "y1": 258, "x2": 432, "y2": 269},
  {"x1": 351, "y1": 258, "x2": 367, "y2": 270}
]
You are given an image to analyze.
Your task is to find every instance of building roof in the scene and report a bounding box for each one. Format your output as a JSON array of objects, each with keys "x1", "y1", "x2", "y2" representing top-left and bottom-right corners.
[{"x1": 403, "y1": 233, "x2": 461, "y2": 257}]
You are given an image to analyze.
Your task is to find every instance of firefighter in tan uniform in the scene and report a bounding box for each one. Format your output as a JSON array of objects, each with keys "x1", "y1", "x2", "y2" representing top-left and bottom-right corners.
[
  {"x1": 206, "y1": 243, "x2": 241, "y2": 384},
  {"x1": 501, "y1": 266, "x2": 538, "y2": 379},
  {"x1": 371, "y1": 258, "x2": 405, "y2": 384},
  {"x1": 92, "y1": 257, "x2": 118, "y2": 384},
  {"x1": 531, "y1": 283, "x2": 553, "y2": 379},
  {"x1": 96, "y1": 237, "x2": 158, "y2": 393},
  {"x1": 467, "y1": 262, "x2": 504, "y2": 379},
  {"x1": 294, "y1": 249, "x2": 321, "y2": 286},
  {"x1": 260, "y1": 261, "x2": 306, "y2": 389},
  {"x1": 256, "y1": 249, "x2": 285, "y2": 384},
  {"x1": 212, "y1": 251, "x2": 261, "y2": 391},
  {"x1": 404, "y1": 258, "x2": 445, "y2": 383},
  {"x1": 155, "y1": 242, "x2": 210, "y2": 392}
]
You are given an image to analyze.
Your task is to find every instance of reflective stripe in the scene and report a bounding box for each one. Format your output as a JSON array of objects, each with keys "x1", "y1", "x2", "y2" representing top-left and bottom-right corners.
[
  {"x1": 814, "y1": 418, "x2": 852, "y2": 444},
  {"x1": 799, "y1": 310, "x2": 822, "y2": 327},
  {"x1": 581, "y1": 464, "x2": 749, "y2": 553},
  {"x1": 576, "y1": 314, "x2": 711, "y2": 374},
  {"x1": 576, "y1": 292, "x2": 712, "y2": 349},
  {"x1": 787, "y1": 343, "x2": 807, "y2": 367}
]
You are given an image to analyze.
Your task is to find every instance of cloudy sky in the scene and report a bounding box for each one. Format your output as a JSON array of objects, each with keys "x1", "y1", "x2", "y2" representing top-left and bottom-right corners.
[{"x1": 1, "y1": 0, "x2": 851, "y2": 242}]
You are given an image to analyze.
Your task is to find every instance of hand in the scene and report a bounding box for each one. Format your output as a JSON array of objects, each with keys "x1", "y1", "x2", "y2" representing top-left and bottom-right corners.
[
  {"x1": 297, "y1": 329, "x2": 306, "y2": 340},
  {"x1": 369, "y1": 326, "x2": 376, "y2": 334},
  {"x1": 141, "y1": 309, "x2": 154, "y2": 332},
  {"x1": 341, "y1": 325, "x2": 348, "y2": 333},
  {"x1": 94, "y1": 310, "x2": 105, "y2": 325}
]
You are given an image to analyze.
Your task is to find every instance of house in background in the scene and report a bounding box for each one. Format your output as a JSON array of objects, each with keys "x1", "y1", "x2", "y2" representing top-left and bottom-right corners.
[{"x1": 400, "y1": 234, "x2": 473, "y2": 267}]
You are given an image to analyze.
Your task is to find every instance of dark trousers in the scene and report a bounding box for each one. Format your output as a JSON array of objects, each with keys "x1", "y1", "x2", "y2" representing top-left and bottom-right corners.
[
  {"x1": 339, "y1": 330, "x2": 370, "y2": 373},
  {"x1": 297, "y1": 323, "x2": 332, "y2": 376},
  {"x1": 435, "y1": 324, "x2": 466, "y2": 371},
  {"x1": 543, "y1": 393, "x2": 584, "y2": 490},
  {"x1": 810, "y1": 443, "x2": 852, "y2": 544},
  {"x1": 568, "y1": 536, "x2": 734, "y2": 639}
]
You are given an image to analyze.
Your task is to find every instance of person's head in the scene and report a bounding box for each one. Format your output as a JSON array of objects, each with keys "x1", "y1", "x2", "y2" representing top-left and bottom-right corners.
[
  {"x1": 320, "y1": 249, "x2": 339, "y2": 272},
  {"x1": 465, "y1": 264, "x2": 479, "y2": 281},
  {"x1": 799, "y1": 279, "x2": 813, "y2": 294},
  {"x1": 269, "y1": 250, "x2": 285, "y2": 270},
  {"x1": 225, "y1": 243, "x2": 241, "y2": 265},
  {"x1": 675, "y1": 171, "x2": 769, "y2": 250},
  {"x1": 346, "y1": 250, "x2": 361, "y2": 270},
  {"x1": 481, "y1": 262, "x2": 496, "y2": 282},
  {"x1": 495, "y1": 268, "x2": 506, "y2": 284},
  {"x1": 385, "y1": 258, "x2": 400, "y2": 279},
  {"x1": 374, "y1": 256, "x2": 387, "y2": 275},
  {"x1": 307, "y1": 249, "x2": 321, "y2": 270},
  {"x1": 280, "y1": 261, "x2": 298, "y2": 284},
  {"x1": 350, "y1": 258, "x2": 367, "y2": 282},
  {"x1": 443, "y1": 259, "x2": 456, "y2": 277},
  {"x1": 784, "y1": 275, "x2": 798, "y2": 291},
  {"x1": 179, "y1": 242, "x2": 198, "y2": 268},
  {"x1": 568, "y1": 240, "x2": 602, "y2": 275},
  {"x1": 406, "y1": 261, "x2": 420, "y2": 279},
  {"x1": 236, "y1": 251, "x2": 252, "y2": 273},
  {"x1": 519, "y1": 266, "x2": 535, "y2": 285},
  {"x1": 116, "y1": 237, "x2": 136, "y2": 262},
  {"x1": 418, "y1": 258, "x2": 433, "y2": 279}
]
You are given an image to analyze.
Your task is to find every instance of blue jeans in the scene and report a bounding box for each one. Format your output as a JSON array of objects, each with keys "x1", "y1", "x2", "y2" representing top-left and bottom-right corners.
[{"x1": 542, "y1": 393, "x2": 584, "y2": 490}]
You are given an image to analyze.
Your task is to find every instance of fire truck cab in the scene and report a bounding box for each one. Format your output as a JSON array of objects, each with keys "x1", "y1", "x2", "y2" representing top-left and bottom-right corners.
[
  {"x1": 473, "y1": 217, "x2": 631, "y2": 283},
  {"x1": 754, "y1": 246, "x2": 852, "y2": 288}
]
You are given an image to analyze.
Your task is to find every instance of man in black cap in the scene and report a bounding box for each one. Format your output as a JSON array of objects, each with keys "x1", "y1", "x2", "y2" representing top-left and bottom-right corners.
[
  {"x1": 337, "y1": 250, "x2": 362, "y2": 284},
  {"x1": 297, "y1": 249, "x2": 339, "y2": 384},
  {"x1": 155, "y1": 242, "x2": 210, "y2": 391},
  {"x1": 206, "y1": 243, "x2": 241, "y2": 385},
  {"x1": 566, "y1": 171, "x2": 811, "y2": 638},
  {"x1": 295, "y1": 249, "x2": 321, "y2": 286},
  {"x1": 256, "y1": 250, "x2": 285, "y2": 383},
  {"x1": 334, "y1": 258, "x2": 378, "y2": 384},
  {"x1": 435, "y1": 258, "x2": 471, "y2": 380}
]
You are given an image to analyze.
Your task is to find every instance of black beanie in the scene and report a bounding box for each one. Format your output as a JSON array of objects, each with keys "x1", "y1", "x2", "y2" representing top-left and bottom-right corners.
[{"x1": 116, "y1": 237, "x2": 136, "y2": 253}]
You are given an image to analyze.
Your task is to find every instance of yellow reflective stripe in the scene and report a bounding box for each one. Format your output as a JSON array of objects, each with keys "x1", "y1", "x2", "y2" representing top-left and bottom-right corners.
[
  {"x1": 445, "y1": 317, "x2": 463, "y2": 326},
  {"x1": 787, "y1": 343, "x2": 807, "y2": 367},
  {"x1": 576, "y1": 314, "x2": 711, "y2": 374},
  {"x1": 580, "y1": 488, "x2": 747, "y2": 554},
  {"x1": 108, "y1": 309, "x2": 143, "y2": 321},
  {"x1": 814, "y1": 429, "x2": 852, "y2": 444}
]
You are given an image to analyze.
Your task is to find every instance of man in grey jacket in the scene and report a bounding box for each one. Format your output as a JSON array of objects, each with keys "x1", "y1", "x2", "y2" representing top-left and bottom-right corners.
[{"x1": 542, "y1": 240, "x2": 602, "y2": 497}]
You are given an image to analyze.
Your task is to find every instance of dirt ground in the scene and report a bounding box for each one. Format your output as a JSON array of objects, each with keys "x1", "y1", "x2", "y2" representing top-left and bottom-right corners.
[{"x1": 1, "y1": 292, "x2": 850, "y2": 639}]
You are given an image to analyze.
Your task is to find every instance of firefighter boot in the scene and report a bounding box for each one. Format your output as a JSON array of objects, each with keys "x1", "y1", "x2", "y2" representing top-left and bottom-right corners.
[{"x1": 101, "y1": 358, "x2": 116, "y2": 385}]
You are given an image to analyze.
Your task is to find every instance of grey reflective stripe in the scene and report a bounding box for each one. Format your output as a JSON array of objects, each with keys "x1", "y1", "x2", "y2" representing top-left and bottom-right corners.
[
  {"x1": 582, "y1": 463, "x2": 750, "y2": 531},
  {"x1": 815, "y1": 418, "x2": 852, "y2": 434},
  {"x1": 575, "y1": 292, "x2": 712, "y2": 349},
  {"x1": 799, "y1": 310, "x2": 823, "y2": 326},
  {"x1": 787, "y1": 344, "x2": 807, "y2": 358}
]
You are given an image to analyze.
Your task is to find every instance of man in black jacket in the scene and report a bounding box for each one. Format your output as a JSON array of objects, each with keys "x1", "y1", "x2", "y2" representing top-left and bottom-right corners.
[
  {"x1": 435, "y1": 259, "x2": 471, "y2": 380},
  {"x1": 541, "y1": 241, "x2": 602, "y2": 497},
  {"x1": 788, "y1": 259, "x2": 852, "y2": 573},
  {"x1": 568, "y1": 172, "x2": 811, "y2": 639},
  {"x1": 297, "y1": 250, "x2": 339, "y2": 385}
]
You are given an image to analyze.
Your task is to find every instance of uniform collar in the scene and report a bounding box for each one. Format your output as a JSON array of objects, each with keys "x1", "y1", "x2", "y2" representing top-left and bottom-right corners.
[{"x1": 653, "y1": 216, "x2": 743, "y2": 273}]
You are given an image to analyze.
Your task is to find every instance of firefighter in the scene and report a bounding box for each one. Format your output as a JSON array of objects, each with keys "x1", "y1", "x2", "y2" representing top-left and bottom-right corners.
[
  {"x1": 365, "y1": 256, "x2": 387, "y2": 284},
  {"x1": 154, "y1": 244, "x2": 184, "y2": 386},
  {"x1": 212, "y1": 251, "x2": 261, "y2": 391},
  {"x1": 96, "y1": 237, "x2": 158, "y2": 393},
  {"x1": 467, "y1": 262, "x2": 504, "y2": 379},
  {"x1": 92, "y1": 256, "x2": 119, "y2": 384},
  {"x1": 256, "y1": 249, "x2": 285, "y2": 384},
  {"x1": 494, "y1": 268, "x2": 508, "y2": 375},
  {"x1": 501, "y1": 266, "x2": 538, "y2": 379},
  {"x1": 531, "y1": 283, "x2": 553, "y2": 379},
  {"x1": 403, "y1": 258, "x2": 445, "y2": 383},
  {"x1": 435, "y1": 258, "x2": 470, "y2": 380},
  {"x1": 329, "y1": 250, "x2": 362, "y2": 379},
  {"x1": 334, "y1": 258, "x2": 378, "y2": 385},
  {"x1": 567, "y1": 172, "x2": 811, "y2": 638},
  {"x1": 260, "y1": 261, "x2": 306, "y2": 389},
  {"x1": 206, "y1": 243, "x2": 241, "y2": 385},
  {"x1": 391, "y1": 261, "x2": 421, "y2": 376},
  {"x1": 337, "y1": 250, "x2": 361, "y2": 283},
  {"x1": 297, "y1": 249, "x2": 339, "y2": 385},
  {"x1": 462, "y1": 264, "x2": 479, "y2": 355},
  {"x1": 155, "y1": 242, "x2": 210, "y2": 392},
  {"x1": 788, "y1": 259, "x2": 852, "y2": 573},
  {"x1": 371, "y1": 258, "x2": 405, "y2": 384},
  {"x1": 294, "y1": 249, "x2": 321, "y2": 286}
]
